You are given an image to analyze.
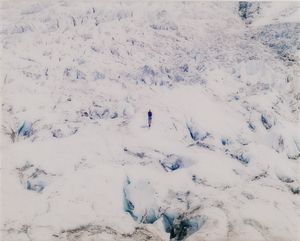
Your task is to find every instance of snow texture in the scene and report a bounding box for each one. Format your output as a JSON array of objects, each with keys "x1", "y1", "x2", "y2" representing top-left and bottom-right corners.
[{"x1": 1, "y1": 1, "x2": 300, "y2": 241}]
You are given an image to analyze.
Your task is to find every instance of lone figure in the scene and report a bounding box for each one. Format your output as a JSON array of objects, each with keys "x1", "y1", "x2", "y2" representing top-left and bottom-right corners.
[{"x1": 148, "y1": 109, "x2": 152, "y2": 128}]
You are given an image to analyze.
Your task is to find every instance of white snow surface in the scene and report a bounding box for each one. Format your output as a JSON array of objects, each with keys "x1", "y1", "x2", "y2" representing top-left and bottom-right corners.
[{"x1": 1, "y1": 1, "x2": 300, "y2": 241}]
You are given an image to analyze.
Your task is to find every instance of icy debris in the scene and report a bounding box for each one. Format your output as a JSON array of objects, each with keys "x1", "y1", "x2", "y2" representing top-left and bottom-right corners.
[
  {"x1": 221, "y1": 137, "x2": 230, "y2": 146},
  {"x1": 179, "y1": 64, "x2": 189, "y2": 73},
  {"x1": 93, "y1": 71, "x2": 105, "y2": 80},
  {"x1": 79, "y1": 104, "x2": 118, "y2": 121},
  {"x1": 22, "y1": 70, "x2": 41, "y2": 80},
  {"x1": 123, "y1": 181, "x2": 138, "y2": 221},
  {"x1": 16, "y1": 162, "x2": 55, "y2": 193},
  {"x1": 137, "y1": 63, "x2": 201, "y2": 86},
  {"x1": 271, "y1": 135, "x2": 300, "y2": 159},
  {"x1": 123, "y1": 147, "x2": 145, "y2": 159},
  {"x1": 48, "y1": 123, "x2": 78, "y2": 138},
  {"x1": 286, "y1": 142, "x2": 300, "y2": 160},
  {"x1": 272, "y1": 135, "x2": 284, "y2": 153},
  {"x1": 140, "y1": 208, "x2": 161, "y2": 224},
  {"x1": 12, "y1": 25, "x2": 33, "y2": 34},
  {"x1": 257, "y1": 23, "x2": 300, "y2": 63},
  {"x1": 175, "y1": 75, "x2": 184, "y2": 82},
  {"x1": 222, "y1": 136, "x2": 248, "y2": 148},
  {"x1": 17, "y1": 121, "x2": 33, "y2": 137},
  {"x1": 238, "y1": 2, "x2": 260, "y2": 24},
  {"x1": 2, "y1": 125, "x2": 17, "y2": 143},
  {"x1": 196, "y1": 64, "x2": 206, "y2": 73},
  {"x1": 159, "y1": 155, "x2": 183, "y2": 172},
  {"x1": 160, "y1": 154, "x2": 194, "y2": 172},
  {"x1": 163, "y1": 212, "x2": 206, "y2": 240},
  {"x1": 277, "y1": 175, "x2": 294, "y2": 183},
  {"x1": 150, "y1": 21, "x2": 178, "y2": 31},
  {"x1": 123, "y1": 177, "x2": 161, "y2": 224},
  {"x1": 287, "y1": 153, "x2": 300, "y2": 160},
  {"x1": 85, "y1": 108, "x2": 108, "y2": 119},
  {"x1": 282, "y1": 136, "x2": 300, "y2": 160},
  {"x1": 186, "y1": 123, "x2": 215, "y2": 150},
  {"x1": 192, "y1": 175, "x2": 209, "y2": 186},
  {"x1": 192, "y1": 175, "x2": 231, "y2": 190},
  {"x1": 60, "y1": 224, "x2": 109, "y2": 236},
  {"x1": 56, "y1": 224, "x2": 164, "y2": 241},
  {"x1": 17, "y1": 161, "x2": 34, "y2": 172},
  {"x1": 175, "y1": 191, "x2": 192, "y2": 207},
  {"x1": 51, "y1": 129, "x2": 63, "y2": 138},
  {"x1": 101, "y1": 108, "x2": 111, "y2": 119},
  {"x1": 195, "y1": 141, "x2": 215, "y2": 151},
  {"x1": 242, "y1": 192, "x2": 255, "y2": 200},
  {"x1": 289, "y1": 186, "x2": 300, "y2": 195},
  {"x1": 261, "y1": 113, "x2": 274, "y2": 130},
  {"x1": 26, "y1": 168, "x2": 47, "y2": 192},
  {"x1": 110, "y1": 47, "x2": 120, "y2": 57},
  {"x1": 250, "y1": 82, "x2": 270, "y2": 94},
  {"x1": 160, "y1": 66, "x2": 171, "y2": 74},
  {"x1": 236, "y1": 135, "x2": 250, "y2": 145},
  {"x1": 123, "y1": 176, "x2": 206, "y2": 240},
  {"x1": 186, "y1": 122, "x2": 209, "y2": 142},
  {"x1": 127, "y1": 37, "x2": 145, "y2": 48},
  {"x1": 26, "y1": 180, "x2": 46, "y2": 192},
  {"x1": 172, "y1": 216, "x2": 205, "y2": 240},
  {"x1": 229, "y1": 151, "x2": 250, "y2": 165},
  {"x1": 4, "y1": 224, "x2": 32, "y2": 241},
  {"x1": 64, "y1": 67, "x2": 86, "y2": 81},
  {"x1": 252, "y1": 171, "x2": 268, "y2": 181},
  {"x1": 139, "y1": 65, "x2": 157, "y2": 85},
  {"x1": 110, "y1": 112, "x2": 118, "y2": 119}
]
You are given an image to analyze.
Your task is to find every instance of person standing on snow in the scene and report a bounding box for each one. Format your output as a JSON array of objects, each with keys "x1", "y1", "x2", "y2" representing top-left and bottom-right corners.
[{"x1": 148, "y1": 109, "x2": 152, "y2": 128}]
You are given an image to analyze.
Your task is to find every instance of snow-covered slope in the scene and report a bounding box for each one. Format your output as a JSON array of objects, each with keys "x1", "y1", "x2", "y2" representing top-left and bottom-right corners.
[{"x1": 1, "y1": 1, "x2": 300, "y2": 241}]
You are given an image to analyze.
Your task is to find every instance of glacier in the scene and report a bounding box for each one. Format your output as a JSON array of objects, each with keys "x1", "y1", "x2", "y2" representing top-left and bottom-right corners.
[{"x1": 1, "y1": 1, "x2": 300, "y2": 241}]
